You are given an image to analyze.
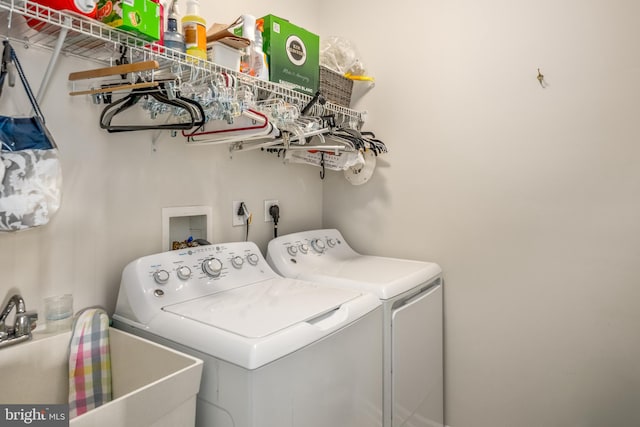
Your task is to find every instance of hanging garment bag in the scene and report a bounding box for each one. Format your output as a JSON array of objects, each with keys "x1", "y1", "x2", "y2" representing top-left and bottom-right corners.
[{"x1": 0, "y1": 40, "x2": 62, "y2": 231}]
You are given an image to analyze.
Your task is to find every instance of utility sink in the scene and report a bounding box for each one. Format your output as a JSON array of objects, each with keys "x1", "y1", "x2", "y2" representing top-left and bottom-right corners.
[{"x1": 0, "y1": 328, "x2": 203, "y2": 427}]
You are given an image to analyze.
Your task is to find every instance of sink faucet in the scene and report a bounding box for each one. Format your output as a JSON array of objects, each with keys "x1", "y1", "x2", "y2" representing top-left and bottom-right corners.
[{"x1": 0, "y1": 294, "x2": 38, "y2": 347}]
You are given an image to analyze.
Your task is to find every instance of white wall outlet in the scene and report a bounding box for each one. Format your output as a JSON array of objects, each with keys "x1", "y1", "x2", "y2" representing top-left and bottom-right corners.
[
  {"x1": 232, "y1": 201, "x2": 246, "y2": 227},
  {"x1": 264, "y1": 200, "x2": 279, "y2": 222}
]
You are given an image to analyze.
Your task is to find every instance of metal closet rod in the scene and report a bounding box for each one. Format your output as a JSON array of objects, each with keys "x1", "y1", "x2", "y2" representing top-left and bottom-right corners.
[{"x1": 1, "y1": 2, "x2": 70, "y2": 105}]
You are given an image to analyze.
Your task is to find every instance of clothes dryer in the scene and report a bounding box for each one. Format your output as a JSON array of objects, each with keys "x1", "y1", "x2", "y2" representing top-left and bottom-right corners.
[
  {"x1": 267, "y1": 229, "x2": 443, "y2": 427},
  {"x1": 113, "y1": 241, "x2": 383, "y2": 427}
]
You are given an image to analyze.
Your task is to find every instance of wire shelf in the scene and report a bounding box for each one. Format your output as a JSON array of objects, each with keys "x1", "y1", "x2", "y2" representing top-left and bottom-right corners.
[{"x1": 0, "y1": 0, "x2": 365, "y2": 125}]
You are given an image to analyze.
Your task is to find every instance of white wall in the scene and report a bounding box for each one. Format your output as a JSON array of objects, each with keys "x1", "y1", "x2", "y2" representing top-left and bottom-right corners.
[
  {"x1": 0, "y1": 1, "x2": 323, "y2": 324},
  {"x1": 319, "y1": 1, "x2": 640, "y2": 426}
]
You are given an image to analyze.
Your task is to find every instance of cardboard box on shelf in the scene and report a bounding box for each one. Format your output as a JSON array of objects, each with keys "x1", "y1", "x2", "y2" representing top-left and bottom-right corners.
[
  {"x1": 97, "y1": 0, "x2": 161, "y2": 42},
  {"x1": 259, "y1": 15, "x2": 319, "y2": 95},
  {"x1": 206, "y1": 19, "x2": 251, "y2": 50}
]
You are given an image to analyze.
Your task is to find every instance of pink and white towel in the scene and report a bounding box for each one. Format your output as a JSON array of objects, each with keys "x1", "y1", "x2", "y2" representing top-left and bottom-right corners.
[{"x1": 68, "y1": 308, "x2": 112, "y2": 419}]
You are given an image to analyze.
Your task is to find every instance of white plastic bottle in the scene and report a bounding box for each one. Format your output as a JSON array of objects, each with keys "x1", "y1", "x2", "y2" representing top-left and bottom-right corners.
[
  {"x1": 181, "y1": 0, "x2": 206, "y2": 60},
  {"x1": 164, "y1": 0, "x2": 185, "y2": 53}
]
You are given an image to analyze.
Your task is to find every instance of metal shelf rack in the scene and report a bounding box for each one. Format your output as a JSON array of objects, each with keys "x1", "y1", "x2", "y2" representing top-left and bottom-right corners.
[{"x1": 0, "y1": 0, "x2": 365, "y2": 126}]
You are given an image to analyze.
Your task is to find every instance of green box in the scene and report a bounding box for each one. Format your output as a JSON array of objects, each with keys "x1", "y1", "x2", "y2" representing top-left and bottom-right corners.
[
  {"x1": 97, "y1": 0, "x2": 160, "y2": 42},
  {"x1": 260, "y1": 15, "x2": 319, "y2": 95}
]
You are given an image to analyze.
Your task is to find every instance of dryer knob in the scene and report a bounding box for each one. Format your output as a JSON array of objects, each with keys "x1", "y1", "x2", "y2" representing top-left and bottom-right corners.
[
  {"x1": 177, "y1": 265, "x2": 192, "y2": 280},
  {"x1": 327, "y1": 238, "x2": 336, "y2": 248},
  {"x1": 287, "y1": 246, "x2": 298, "y2": 256},
  {"x1": 311, "y1": 239, "x2": 326, "y2": 253},
  {"x1": 202, "y1": 258, "x2": 223, "y2": 277},
  {"x1": 153, "y1": 269, "x2": 170, "y2": 284},
  {"x1": 231, "y1": 255, "x2": 244, "y2": 269},
  {"x1": 247, "y1": 253, "x2": 260, "y2": 266},
  {"x1": 299, "y1": 243, "x2": 309, "y2": 254}
]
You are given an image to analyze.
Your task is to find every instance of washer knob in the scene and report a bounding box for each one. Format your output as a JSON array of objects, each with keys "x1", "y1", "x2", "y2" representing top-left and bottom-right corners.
[
  {"x1": 247, "y1": 253, "x2": 259, "y2": 266},
  {"x1": 153, "y1": 269, "x2": 170, "y2": 284},
  {"x1": 327, "y1": 238, "x2": 336, "y2": 248},
  {"x1": 287, "y1": 246, "x2": 298, "y2": 256},
  {"x1": 202, "y1": 258, "x2": 223, "y2": 277},
  {"x1": 177, "y1": 265, "x2": 192, "y2": 280},
  {"x1": 310, "y1": 239, "x2": 326, "y2": 253},
  {"x1": 231, "y1": 256, "x2": 244, "y2": 269},
  {"x1": 299, "y1": 243, "x2": 309, "y2": 254}
]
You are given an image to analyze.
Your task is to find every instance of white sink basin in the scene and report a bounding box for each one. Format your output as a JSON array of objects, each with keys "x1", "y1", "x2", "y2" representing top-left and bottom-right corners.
[{"x1": 0, "y1": 328, "x2": 203, "y2": 427}]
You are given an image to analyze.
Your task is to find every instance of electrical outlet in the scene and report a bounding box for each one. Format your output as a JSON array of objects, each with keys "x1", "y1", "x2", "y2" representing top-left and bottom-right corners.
[
  {"x1": 232, "y1": 201, "x2": 245, "y2": 227},
  {"x1": 264, "y1": 200, "x2": 279, "y2": 222}
]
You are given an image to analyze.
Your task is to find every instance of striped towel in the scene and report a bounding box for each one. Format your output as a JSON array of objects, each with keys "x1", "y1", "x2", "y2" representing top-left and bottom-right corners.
[{"x1": 68, "y1": 308, "x2": 112, "y2": 419}]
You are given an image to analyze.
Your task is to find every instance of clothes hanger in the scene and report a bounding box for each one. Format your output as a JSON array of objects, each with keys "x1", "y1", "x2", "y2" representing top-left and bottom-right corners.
[
  {"x1": 99, "y1": 83, "x2": 205, "y2": 132},
  {"x1": 68, "y1": 60, "x2": 160, "y2": 81},
  {"x1": 182, "y1": 108, "x2": 270, "y2": 139},
  {"x1": 68, "y1": 60, "x2": 162, "y2": 97},
  {"x1": 188, "y1": 124, "x2": 280, "y2": 147},
  {"x1": 69, "y1": 81, "x2": 160, "y2": 97},
  {"x1": 359, "y1": 131, "x2": 388, "y2": 155}
]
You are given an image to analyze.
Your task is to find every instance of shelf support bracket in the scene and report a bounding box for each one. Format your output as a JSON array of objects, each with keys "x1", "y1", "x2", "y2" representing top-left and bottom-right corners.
[{"x1": 35, "y1": 16, "x2": 71, "y2": 105}]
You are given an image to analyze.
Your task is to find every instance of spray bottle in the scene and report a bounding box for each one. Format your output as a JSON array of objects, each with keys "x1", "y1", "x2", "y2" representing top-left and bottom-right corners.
[
  {"x1": 181, "y1": 0, "x2": 206, "y2": 60},
  {"x1": 164, "y1": 0, "x2": 186, "y2": 53},
  {"x1": 239, "y1": 15, "x2": 268, "y2": 80},
  {"x1": 253, "y1": 18, "x2": 269, "y2": 81}
]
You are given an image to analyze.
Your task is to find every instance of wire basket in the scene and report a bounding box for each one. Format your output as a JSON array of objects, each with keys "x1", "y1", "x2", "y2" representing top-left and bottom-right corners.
[{"x1": 319, "y1": 66, "x2": 354, "y2": 107}]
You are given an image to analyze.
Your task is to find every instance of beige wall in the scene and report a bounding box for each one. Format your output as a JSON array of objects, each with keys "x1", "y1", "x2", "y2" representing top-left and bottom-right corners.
[
  {"x1": 319, "y1": 1, "x2": 640, "y2": 426},
  {"x1": 3, "y1": 1, "x2": 640, "y2": 426}
]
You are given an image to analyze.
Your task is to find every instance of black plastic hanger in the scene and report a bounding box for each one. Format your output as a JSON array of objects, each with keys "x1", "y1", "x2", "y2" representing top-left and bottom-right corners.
[{"x1": 99, "y1": 83, "x2": 205, "y2": 133}]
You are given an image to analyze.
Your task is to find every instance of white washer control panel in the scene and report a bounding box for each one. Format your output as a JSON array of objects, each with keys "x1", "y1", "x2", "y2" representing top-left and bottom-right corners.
[{"x1": 118, "y1": 242, "x2": 277, "y2": 323}]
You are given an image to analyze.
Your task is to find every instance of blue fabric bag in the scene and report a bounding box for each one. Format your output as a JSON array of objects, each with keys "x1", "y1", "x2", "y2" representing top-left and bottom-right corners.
[
  {"x1": 0, "y1": 40, "x2": 62, "y2": 231},
  {"x1": 0, "y1": 116, "x2": 56, "y2": 151}
]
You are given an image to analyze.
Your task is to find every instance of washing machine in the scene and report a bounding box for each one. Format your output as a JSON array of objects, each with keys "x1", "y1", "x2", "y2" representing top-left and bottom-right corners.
[
  {"x1": 267, "y1": 229, "x2": 443, "y2": 427},
  {"x1": 112, "y1": 241, "x2": 383, "y2": 427}
]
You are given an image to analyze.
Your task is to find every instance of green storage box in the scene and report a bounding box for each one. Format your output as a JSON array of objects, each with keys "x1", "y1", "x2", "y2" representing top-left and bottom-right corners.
[
  {"x1": 260, "y1": 15, "x2": 319, "y2": 95},
  {"x1": 97, "y1": 0, "x2": 161, "y2": 42}
]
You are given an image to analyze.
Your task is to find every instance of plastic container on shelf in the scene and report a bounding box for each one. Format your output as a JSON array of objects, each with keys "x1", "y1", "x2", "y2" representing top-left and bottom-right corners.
[
  {"x1": 253, "y1": 18, "x2": 268, "y2": 80},
  {"x1": 237, "y1": 15, "x2": 268, "y2": 80},
  {"x1": 164, "y1": 0, "x2": 185, "y2": 52},
  {"x1": 181, "y1": 0, "x2": 206, "y2": 59}
]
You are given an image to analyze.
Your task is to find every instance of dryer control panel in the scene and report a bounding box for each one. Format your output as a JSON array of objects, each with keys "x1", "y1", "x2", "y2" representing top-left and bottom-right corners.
[
  {"x1": 267, "y1": 229, "x2": 443, "y2": 300},
  {"x1": 268, "y1": 228, "x2": 356, "y2": 259},
  {"x1": 116, "y1": 241, "x2": 278, "y2": 324}
]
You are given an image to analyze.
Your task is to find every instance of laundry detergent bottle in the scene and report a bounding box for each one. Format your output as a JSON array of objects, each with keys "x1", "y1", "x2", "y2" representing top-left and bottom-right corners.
[{"x1": 181, "y1": 0, "x2": 207, "y2": 60}]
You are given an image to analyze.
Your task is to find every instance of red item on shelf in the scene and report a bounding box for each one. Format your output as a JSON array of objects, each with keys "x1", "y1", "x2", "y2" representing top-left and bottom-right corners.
[{"x1": 26, "y1": 0, "x2": 97, "y2": 31}]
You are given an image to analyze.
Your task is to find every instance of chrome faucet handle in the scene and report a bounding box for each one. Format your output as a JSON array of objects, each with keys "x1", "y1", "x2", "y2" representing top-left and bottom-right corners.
[
  {"x1": 0, "y1": 294, "x2": 26, "y2": 323},
  {"x1": 14, "y1": 311, "x2": 37, "y2": 337}
]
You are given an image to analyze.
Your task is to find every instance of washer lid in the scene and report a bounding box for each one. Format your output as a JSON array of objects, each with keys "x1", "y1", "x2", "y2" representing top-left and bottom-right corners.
[
  {"x1": 163, "y1": 277, "x2": 362, "y2": 338},
  {"x1": 279, "y1": 256, "x2": 442, "y2": 300}
]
